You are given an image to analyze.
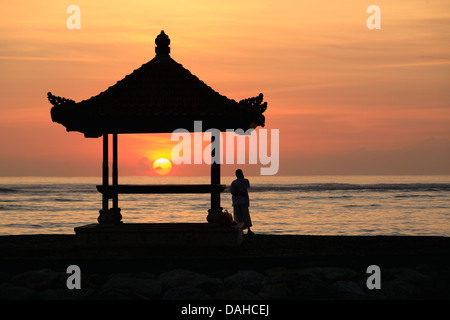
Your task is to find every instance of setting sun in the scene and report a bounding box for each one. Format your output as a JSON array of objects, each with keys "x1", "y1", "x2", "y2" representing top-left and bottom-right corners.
[{"x1": 153, "y1": 158, "x2": 172, "y2": 175}]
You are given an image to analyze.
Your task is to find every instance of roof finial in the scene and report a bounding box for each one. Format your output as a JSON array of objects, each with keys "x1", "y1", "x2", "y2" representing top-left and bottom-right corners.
[{"x1": 155, "y1": 30, "x2": 170, "y2": 56}]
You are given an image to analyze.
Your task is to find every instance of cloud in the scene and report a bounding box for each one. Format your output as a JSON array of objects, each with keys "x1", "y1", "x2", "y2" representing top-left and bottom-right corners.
[
  {"x1": 137, "y1": 157, "x2": 151, "y2": 171},
  {"x1": 280, "y1": 137, "x2": 450, "y2": 175},
  {"x1": 369, "y1": 60, "x2": 450, "y2": 69}
]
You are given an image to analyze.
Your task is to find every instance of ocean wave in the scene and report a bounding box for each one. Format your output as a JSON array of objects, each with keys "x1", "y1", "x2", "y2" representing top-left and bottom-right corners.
[
  {"x1": 0, "y1": 205, "x2": 28, "y2": 211},
  {"x1": 1, "y1": 223, "x2": 43, "y2": 229},
  {"x1": 244, "y1": 183, "x2": 450, "y2": 192},
  {"x1": 394, "y1": 194, "x2": 434, "y2": 198},
  {"x1": 2, "y1": 182, "x2": 450, "y2": 196},
  {"x1": 0, "y1": 185, "x2": 96, "y2": 195},
  {"x1": 53, "y1": 198, "x2": 83, "y2": 202},
  {"x1": 342, "y1": 204, "x2": 381, "y2": 208}
]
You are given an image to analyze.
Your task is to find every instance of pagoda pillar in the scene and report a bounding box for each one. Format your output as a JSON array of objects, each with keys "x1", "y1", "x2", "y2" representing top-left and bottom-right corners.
[
  {"x1": 112, "y1": 133, "x2": 118, "y2": 209},
  {"x1": 211, "y1": 134, "x2": 221, "y2": 210},
  {"x1": 207, "y1": 134, "x2": 222, "y2": 223},
  {"x1": 102, "y1": 133, "x2": 109, "y2": 211},
  {"x1": 98, "y1": 133, "x2": 122, "y2": 224}
]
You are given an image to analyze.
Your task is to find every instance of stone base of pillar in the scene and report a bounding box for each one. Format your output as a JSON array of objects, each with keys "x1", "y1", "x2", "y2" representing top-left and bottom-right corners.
[
  {"x1": 97, "y1": 208, "x2": 122, "y2": 225},
  {"x1": 206, "y1": 207, "x2": 223, "y2": 224}
]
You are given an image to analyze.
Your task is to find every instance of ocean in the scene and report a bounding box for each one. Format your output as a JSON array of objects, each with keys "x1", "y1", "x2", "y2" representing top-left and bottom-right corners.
[{"x1": 0, "y1": 175, "x2": 449, "y2": 236}]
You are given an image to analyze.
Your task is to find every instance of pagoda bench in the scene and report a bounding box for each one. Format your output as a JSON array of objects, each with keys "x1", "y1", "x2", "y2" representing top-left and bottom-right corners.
[
  {"x1": 97, "y1": 184, "x2": 226, "y2": 198},
  {"x1": 96, "y1": 184, "x2": 227, "y2": 225}
]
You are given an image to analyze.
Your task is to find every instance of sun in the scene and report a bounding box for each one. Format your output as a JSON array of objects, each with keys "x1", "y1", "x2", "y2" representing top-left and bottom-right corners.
[{"x1": 153, "y1": 158, "x2": 172, "y2": 175}]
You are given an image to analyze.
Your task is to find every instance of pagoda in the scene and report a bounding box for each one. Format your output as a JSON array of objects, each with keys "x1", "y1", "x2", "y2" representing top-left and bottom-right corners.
[{"x1": 48, "y1": 31, "x2": 267, "y2": 227}]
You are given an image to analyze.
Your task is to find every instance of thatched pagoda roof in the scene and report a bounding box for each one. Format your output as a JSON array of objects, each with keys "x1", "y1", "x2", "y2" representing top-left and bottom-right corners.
[{"x1": 49, "y1": 31, "x2": 267, "y2": 138}]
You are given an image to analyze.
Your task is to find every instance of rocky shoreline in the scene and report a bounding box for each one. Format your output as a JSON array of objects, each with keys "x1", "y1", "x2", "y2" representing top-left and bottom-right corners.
[
  {"x1": 1, "y1": 264, "x2": 449, "y2": 300},
  {"x1": 1, "y1": 234, "x2": 449, "y2": 300}
]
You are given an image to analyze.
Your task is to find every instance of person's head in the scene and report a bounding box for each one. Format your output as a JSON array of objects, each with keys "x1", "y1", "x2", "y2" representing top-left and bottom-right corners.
[{"x1": 235, "y1": 169, "x2": 244, "y2": 179}]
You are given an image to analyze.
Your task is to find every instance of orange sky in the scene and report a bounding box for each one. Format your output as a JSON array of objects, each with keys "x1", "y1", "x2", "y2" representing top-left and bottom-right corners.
[{"x1": 0, "y1": 0, "x2": 449, "y2": 176}]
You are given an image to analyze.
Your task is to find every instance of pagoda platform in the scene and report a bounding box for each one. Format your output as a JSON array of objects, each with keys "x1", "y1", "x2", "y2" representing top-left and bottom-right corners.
[{"x1": 74, "y1": 222, "x2": 245, "y2": 247}]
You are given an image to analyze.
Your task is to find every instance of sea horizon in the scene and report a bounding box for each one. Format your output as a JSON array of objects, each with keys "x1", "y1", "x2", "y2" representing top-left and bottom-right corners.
[{"x1": 1, "y1": 175, "x2": 449, "y2": 237}]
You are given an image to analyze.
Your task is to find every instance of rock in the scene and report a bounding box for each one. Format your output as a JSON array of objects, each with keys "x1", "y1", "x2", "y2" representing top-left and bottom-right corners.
[
  {"x1": 382, "y1": 279, "x2": 421, "y2": 299},
  {"x1": 266, "y1": 273, "x2": 298, "y2": 290},
  {"x1": 266, "y1": 269, "x2": 317, "y2": 291},
  {"x1": 331, "y1": 281, "x2": 370, "y2": 300},
  {"x1": 39, "y1": 288, "x2": 96, "y2": 300},
  {"x1": 110, "y1": 272, "x2": 156, "y2": 280},
  {"x1": 196, "y1": 277, "x2": 225, "y2": 296},
  {"x1": 97, "y1": 274, "x2": 163, "y2": 299},
  {"x1": 0, "y1": 282, "x2": 36, "y2": 299},
  {"x1": 159, "y1": 269, "x2": 195, "y2": 287},
  {"x1": 258, "y1": 283, "x2": 291, "y2": 300},
  {"x1": 388, "y1": 267, "x2": 432, "y2": 285},
  {"x1": 163, "y1": 286, "x2": 212, "y2": 300},
  {"x1": 292, "y1": 277, "x2": 331, "y2": 299},
  {"x1": 303, "y1": 267, "x2": 358, "y2": 282},
  {"x1": 291, "y1": 269, "x2": 318, "y2": 282},
  {"x1": 265, "y1": 267, "x2": 291, "y2": 277},
  {"x1": 216, "y1": 288, "x2": 261, "y2": 300},
  {"x1": 0, "y1": 272, "x2": 11, "y2": 283},
  {"x1": 266, "y1": 268, "x2": 316, "y2": 282},
  {"x1": 264, "y1": 268, "x2": 331, "y2": 298},
  {"x1": 11, "y1": 269, "x2": 61, "y2": 290},
  {"x1": 224, "y1": 270, "x2": 267, "y2": 293},
  {"x1": 158, "y1": 269, "x2": 224, "y2": 295},
  {"x1": 82, "y1": 273, "x2": 108, "y2": 291}
]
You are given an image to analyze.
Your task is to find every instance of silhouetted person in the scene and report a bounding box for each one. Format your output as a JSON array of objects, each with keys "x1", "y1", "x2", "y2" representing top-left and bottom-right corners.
[{"x1": 230, "y1": 169, "x2": 253, "y2": 235}]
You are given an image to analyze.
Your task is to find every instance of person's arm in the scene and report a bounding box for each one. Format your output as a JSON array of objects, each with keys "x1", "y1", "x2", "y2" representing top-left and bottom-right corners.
[
  {"x1": 230, "y1": 182, "x2": 247, "y2": 196},
  {"x1": 230, "y1": 182, "x2": 234, "y2": 194},
  {"x1": 231, "y1": 189, "x2": 247, "y2": 196}
]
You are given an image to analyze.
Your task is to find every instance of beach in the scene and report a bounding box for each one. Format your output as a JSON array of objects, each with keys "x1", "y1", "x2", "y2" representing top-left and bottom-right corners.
[
  {"x1": 1, "y1": 233, "x2": 449, "y2": 300},
  {"x1": 1, "y1": 176, "x2": 449, "y2": 301}
]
